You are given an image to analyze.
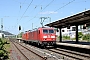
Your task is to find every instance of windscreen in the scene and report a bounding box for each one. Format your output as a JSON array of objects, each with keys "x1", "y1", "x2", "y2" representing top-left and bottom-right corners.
[
  {"x1": 43, "y1": 29, "x2": 54, "y2": 33},
  {"x1": 49, "y1": 30, "x2": 54, "y2": 33},
  {"x1": 43, "y1": 29, "x2": 48, "y2": 33}
]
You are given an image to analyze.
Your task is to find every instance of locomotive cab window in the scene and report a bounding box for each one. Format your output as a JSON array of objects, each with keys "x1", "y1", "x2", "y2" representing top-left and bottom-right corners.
[
  {"x1": 43, "y1": 29, "x2": 48, "y2": 33},
  {"x1": 43, "y1": 29, "x2": 54, "y2": 33},
  {"x1": 49, "y1": 30, "x2": 54, "y2": 33}
]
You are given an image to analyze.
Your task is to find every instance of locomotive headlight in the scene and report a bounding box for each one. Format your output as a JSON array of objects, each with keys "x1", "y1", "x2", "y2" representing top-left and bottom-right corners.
[
  {"x1": 43, "y1": 36, "x2": 47, "y2": 38},
  {"x1": 51, "y1": 36, "x2": 55, "y2": 38}
]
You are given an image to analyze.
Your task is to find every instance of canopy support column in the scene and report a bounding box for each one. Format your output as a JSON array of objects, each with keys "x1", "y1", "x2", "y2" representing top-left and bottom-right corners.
[
  {"x1": 76, "y1": 25, "x2": 79, "y2": 43},
  {"x1": 59, "y1": 27, "x2": 62, "y2": 42}
]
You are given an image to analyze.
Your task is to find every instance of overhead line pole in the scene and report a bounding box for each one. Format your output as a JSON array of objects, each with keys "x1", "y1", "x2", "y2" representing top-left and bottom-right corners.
[{"x1": 1, "y1": 18, "x2": 3, "y2": 33}]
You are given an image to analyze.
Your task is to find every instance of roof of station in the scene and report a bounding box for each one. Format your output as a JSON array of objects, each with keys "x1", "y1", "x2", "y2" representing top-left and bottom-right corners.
[{"x1": 45, "y1": 10, "x2": 90, "y2": 28}]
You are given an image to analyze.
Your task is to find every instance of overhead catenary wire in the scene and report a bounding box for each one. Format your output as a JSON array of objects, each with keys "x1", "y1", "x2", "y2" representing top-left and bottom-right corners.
[
  {"x1": 55, "y1": 0, "x2": 75, "y2": 12},
  {"x1": 20, "y1": 0, "x2": 75, "y2": 29},
  {"x1": 46, "y1": 0, "x2": 88, "y2": 18},
  {"x1": 26, "y1": 0, "x2": 55, "y2": 29},
  {"x1": 30, "y1": 0, "x2": 75, "y2": 22},
  {"x1": 1, "y1": 0, "x2": 89, "y2": 35},
  {"x1": 19, "y1": 0, "x2": 89, "y2": 31},
  {"x1": 44, "y1": 0, "x2": 76, "y2": 17},
  {"x1": 45, "y1": 0, "x2": 76, "y2": 19},
  {"x1": 18, "y1": 0, "x2": 33, "y2": 23},
  {"x1": 20, "y1": 0, "x2": 45, "y2": 24},
  {"x1": 33, "y1": 0, "x2": 76, "y2": 26},
  {"x1": 22, "y1": 0, "x2": 55, "y2": 25},
  {"x1": 16, "y1": 0, "x2": 27, "y2": 31},
  {"x1": 12, "y1": 0, "x2": 28, "y2": 5},
  {"x1": 41, "y1": 0, "x2": 55, "y2": 11},
  {"x1": 18, "y1": 0, "x2": 44, "y2": 31}
]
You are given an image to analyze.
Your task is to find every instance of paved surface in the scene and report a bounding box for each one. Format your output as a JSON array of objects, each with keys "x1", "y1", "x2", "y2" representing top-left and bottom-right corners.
[{"x1": 56, "y1": 40, "x2": 90, "y2": 49}]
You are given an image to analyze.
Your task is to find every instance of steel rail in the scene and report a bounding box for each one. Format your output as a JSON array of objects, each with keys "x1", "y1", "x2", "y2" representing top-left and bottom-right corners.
[
  {"x1": 10, "y1": 40, "x2": 29, "y2": 60},
  {"x1": 47, "y1": 48, "x2": 90, "y2": 60},
  {"x1": 17, "y1": 42, "x2": 47, "y2": 60}
]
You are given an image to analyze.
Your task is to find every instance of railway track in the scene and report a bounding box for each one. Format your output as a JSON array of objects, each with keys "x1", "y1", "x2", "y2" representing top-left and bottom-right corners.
[
  {"x1": 46, "y1": 48, "x2": 90, "y2": 60},
  {"x1": 10, "y1": 39, "x2": 47, "y2": 60},
  {"x1": 11, "y1": 40, "x2": 29, "y2": 60},
  {"x1": 22, "y1": 42, "x2": 90, "y2": 60},
  {"x1": 10, "y1": 38, "x2": 90, "y2": 60}
]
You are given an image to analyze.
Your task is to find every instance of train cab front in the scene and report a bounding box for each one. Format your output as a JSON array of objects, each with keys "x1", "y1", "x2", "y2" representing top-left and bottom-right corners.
[{"x1": 42, "y1": 28, "x2": 56, "y2": 46}]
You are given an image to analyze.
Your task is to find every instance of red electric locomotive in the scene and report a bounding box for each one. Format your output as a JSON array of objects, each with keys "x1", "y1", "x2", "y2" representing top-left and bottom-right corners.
[{"x1": 22, "y1": 27, "x2": 56, "y2": 47}]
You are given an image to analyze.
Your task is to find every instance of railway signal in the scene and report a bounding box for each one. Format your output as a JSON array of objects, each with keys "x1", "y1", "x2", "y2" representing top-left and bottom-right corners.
[{"x1": 19, "y1": 25, "x2": 21, "y2": 30}]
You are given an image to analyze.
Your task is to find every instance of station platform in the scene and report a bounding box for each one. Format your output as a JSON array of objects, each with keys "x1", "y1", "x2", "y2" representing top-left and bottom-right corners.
[{"x1": 56, "y1": 40, "x2": 90, "y2": 50}]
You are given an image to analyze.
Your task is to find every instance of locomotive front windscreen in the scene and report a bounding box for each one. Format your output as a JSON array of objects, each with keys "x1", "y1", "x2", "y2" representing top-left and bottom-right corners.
[{"x1": 43, "y1": 29, "x2": 54, "y2": 33}]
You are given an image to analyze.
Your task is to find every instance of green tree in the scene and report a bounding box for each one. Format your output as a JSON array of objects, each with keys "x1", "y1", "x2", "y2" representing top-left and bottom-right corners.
[{"x1": 17, "y1": 32, "x2": 24, "y2": 38}]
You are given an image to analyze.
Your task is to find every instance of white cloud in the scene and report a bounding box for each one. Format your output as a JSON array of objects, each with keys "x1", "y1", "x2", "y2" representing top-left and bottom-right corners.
[{"x1": 39, "y1": 11, "x2": 58, "y2": 14}]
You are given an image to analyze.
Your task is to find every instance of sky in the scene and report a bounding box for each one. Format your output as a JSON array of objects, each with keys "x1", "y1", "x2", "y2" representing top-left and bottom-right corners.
[{"x1": 0, "y1": 0, "x2": 90, "y2": 35}]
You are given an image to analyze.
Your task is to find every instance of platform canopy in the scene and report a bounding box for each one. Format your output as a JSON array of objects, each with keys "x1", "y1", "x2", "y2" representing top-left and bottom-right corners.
[{"x1": 45, "y1": 10, "x2": 90, "y2": 28}]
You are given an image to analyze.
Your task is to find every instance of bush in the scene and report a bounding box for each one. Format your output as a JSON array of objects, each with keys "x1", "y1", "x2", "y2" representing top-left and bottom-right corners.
[
  {"x1": 0, "y1": 38, "x2": 9, "y2": 60},
  {"x1": 78, "y1": 32, "x2": 83, "y2": 38},
  {"x1": 62, "y1": 36, "x2": 70, "y2": 40},
  {"x1": 82, "y1": 34, "x2": 90, "y2": 41}
]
